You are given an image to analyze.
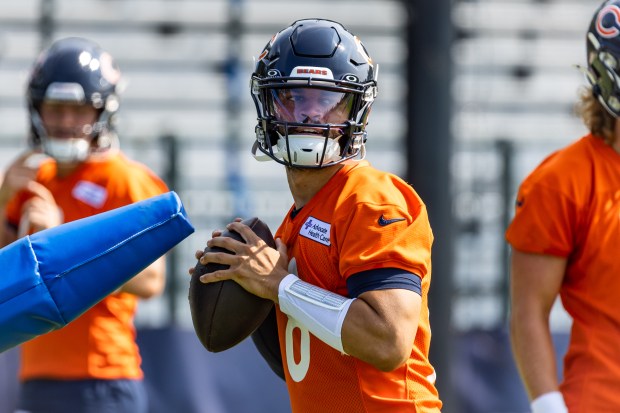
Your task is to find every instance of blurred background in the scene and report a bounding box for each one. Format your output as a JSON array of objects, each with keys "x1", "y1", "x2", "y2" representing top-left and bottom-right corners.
[{"x1": 0, "y1": 0, "x2": 602, "y2": 412}]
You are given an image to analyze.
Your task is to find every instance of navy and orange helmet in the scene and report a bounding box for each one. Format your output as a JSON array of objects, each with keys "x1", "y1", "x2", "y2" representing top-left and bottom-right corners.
[{"x1": 250, "y1": 19, "x2": 378, "y2": 168}]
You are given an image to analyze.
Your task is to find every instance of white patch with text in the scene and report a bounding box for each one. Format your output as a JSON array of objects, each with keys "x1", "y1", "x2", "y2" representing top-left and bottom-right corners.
[
  {"x1": 300, "y1": 216, "x2": 331, "y2": 246},
  {"x1": 72, "y1": 181, "x2": 108, "y2": 208}
]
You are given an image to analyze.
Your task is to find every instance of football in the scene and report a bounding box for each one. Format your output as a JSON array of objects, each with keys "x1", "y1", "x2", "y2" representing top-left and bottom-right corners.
[
  {"x1": 251, "y1": 307, "x2": 284, "y2": 380},
  {"x1": 189, "y1": 217, "x2": 275, "y2": 353}
]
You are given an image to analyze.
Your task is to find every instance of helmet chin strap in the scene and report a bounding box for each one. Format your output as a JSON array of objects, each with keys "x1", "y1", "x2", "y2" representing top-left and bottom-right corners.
[{"x1": 251, "y1": 141, "x2": 280, "y2": 162}]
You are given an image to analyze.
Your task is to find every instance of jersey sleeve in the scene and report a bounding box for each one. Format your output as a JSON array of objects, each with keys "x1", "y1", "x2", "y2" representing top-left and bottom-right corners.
[
  {"x1": 334, "y1": 199, "x2": 433, "y2": 282},
  {"x1": 108, "y1": 161, "x2": 169, "y2": 209},
  {"x1": 128, "y1": 166, "x2": 169, "y2": 201},
  {"x1": 506, "y1": 177, "x2": 578, "y2": 257}
]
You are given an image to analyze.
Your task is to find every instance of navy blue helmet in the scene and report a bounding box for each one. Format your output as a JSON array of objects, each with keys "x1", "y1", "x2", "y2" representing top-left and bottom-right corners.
[{"x1": 27, "y1": 37, "x2": 122, "y2": 160}]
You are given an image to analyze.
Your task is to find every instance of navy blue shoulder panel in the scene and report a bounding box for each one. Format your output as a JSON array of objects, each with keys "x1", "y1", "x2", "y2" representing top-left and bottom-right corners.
[{"x1": 346, "y1": 268, "x2": 422, "y2": 298}]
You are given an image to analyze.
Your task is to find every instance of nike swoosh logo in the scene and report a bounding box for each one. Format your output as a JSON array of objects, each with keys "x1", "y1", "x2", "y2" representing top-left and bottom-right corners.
[{"x1": 378, "y1": 215, "x2": 406, "y2": 226}]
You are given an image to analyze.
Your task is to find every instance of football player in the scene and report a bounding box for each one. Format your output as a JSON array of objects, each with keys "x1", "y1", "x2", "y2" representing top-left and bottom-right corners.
[
  {"x1": 507, "y1": 1, "x2": 620, "y2": 411},
  {"x1": 0, "y1": 37, "x2": 168, "y2": 413},
  {"x1": 193, "y1": 19, "x2": 442, "y2": 412}
]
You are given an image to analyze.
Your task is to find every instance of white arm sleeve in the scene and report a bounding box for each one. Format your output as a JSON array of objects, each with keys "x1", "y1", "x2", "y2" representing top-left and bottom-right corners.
[
  {"x1": 278, "y1": 274, "x2": 354, "y2": 354},
  {"x1": 531, "y1": 391, "x2": 568, "y2": 413}
]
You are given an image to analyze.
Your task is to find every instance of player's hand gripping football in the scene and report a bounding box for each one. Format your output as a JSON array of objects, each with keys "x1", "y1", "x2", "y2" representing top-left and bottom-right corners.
[
  {"x1": 19, "y1": 181, "x2": 62, "y2": 235},
  {"x1": 192, "y1": 220, "x2": 290, "y2": 302},
  {"x1": 0, "y1": 151, "x2": 45, "y2": 207},
  {"x1": 0, "y1": 151, "x2": 61, "y2": 236}
]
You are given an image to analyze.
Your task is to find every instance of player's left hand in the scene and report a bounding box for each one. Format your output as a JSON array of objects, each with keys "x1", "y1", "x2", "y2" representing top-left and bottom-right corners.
[
  {"x1": 188, "y1": 218, "x2": 242, "y2": 277},
  {"x1": 197, "y1": 220, "x2": 290, "y2": 302}
]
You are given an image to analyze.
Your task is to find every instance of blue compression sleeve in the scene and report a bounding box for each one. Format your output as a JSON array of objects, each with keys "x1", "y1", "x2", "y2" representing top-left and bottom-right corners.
[
  {"x1": 0, "y1": 191, "x2": 194, "y2": 353},
  {"x1": 346, "y1": 268, "x2": 422, "y2": 298}
]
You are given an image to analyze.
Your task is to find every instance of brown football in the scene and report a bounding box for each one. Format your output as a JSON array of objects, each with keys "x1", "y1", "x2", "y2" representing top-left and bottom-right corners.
[{"x1": 188, "y1": 217, "x2": 275, "y2": 352}]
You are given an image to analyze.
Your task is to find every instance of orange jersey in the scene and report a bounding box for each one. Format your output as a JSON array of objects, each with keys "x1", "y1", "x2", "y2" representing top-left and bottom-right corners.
[
  {"x1": 5, "y1": 151, "x2": 168, "y2": 381},
  {"x1": 274, "y1": 160, "x2": 442, "y2": 413},
  {"x1": 506, "y1": 134, "x2": 620, "y2": 410}
]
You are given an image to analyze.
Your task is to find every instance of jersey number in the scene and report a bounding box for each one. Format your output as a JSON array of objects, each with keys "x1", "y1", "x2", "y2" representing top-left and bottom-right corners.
[
  {"x1": 285, "y1": 316, "x2": 311, "y2": 382},
  {"x1": 284, "y1": 257, "x2": 311, "y2": 382}
]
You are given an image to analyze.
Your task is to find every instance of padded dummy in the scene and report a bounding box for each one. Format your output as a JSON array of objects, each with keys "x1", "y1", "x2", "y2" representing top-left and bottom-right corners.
[{"x1": 0, "y1": 191, "x2": 194, "y2": 353}]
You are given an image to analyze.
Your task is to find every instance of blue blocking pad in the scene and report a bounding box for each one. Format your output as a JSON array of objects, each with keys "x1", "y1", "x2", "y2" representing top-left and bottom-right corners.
[{"x1": 0, "y1": 191, "x2": 194, "y2": 353}]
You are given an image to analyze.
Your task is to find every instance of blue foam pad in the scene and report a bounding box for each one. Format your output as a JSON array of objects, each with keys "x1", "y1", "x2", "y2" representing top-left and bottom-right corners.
[{"x1": 0, "y1": 191, "x2": 194, "y2": 353}]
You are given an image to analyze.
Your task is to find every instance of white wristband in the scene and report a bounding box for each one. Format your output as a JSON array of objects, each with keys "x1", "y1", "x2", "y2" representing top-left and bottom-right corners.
[
  {"x1": 531, "y1": 391, "x2": 568, "y2": 413},
  {"x1": 278, "y1": 274, "x2": 354, "y2": 354}
]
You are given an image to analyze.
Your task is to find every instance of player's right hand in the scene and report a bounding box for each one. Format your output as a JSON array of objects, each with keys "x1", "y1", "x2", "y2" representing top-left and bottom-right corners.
[
  {"x1": 19, "y1": 181, "x2": 62, "y2": 235},
  {"x1": 0, "y1": 151, "x2": 47, "y2": 207},
  {"x1": 197, "y1": 220, "x2": 289, "y2": 302}
]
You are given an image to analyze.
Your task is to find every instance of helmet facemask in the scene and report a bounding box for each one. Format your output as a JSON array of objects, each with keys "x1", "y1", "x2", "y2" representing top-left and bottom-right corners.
[
  {"x1": 252, "y1": 75, "x2": 375, "y2": 168},
  {"x1": 586, "y1": 37, "x2": 620, "y2": 117}
]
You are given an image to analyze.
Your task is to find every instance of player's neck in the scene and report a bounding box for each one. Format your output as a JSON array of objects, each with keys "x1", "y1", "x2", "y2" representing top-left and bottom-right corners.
[
  {"x1": 286, "y1": 164, "x2": 343, "y2": 209},
  {"x1": 56, "y1": 161, "x2": 81, "y2": 177}
]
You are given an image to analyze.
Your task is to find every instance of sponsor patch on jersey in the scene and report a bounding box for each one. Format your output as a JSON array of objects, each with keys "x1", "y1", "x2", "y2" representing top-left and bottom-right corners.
[
  {"x1": 72, "y1": 181, "x2": 108, "y2": 208},
  {"x1": 291, "y1": 66, "x2": 334, "y2": 80},
  {"x1": 300, "y1": 216, "x2": 331, "y2": 246}
]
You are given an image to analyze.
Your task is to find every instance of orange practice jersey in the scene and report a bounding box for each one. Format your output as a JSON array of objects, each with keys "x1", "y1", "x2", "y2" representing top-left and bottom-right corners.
[
  {"x1": 5, "y1": 152, "x2": 168, "y2": 381},
  {"x1": 506, "y1": 134, "x2": 620, "y2": 411},
  {"x1": 274, "y1": 160, "x2": 442, "y2": 413}
]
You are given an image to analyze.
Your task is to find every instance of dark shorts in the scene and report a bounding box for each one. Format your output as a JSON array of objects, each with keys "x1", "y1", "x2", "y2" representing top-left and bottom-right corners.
[{"x1": 16, "y1": 378, "x2": 147, "y2": 413}]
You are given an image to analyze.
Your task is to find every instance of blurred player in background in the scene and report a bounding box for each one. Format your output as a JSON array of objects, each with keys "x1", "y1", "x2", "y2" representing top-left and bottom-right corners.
[
  {"x1": 194, "y1": 19, "x2": 442, "y2": 412},
  {"x1": 0, "y1": 37, "x2": 168, "y2": 413},
  {"x1": 506, "y1": 1, "x2": 620, "y2": 412}
]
